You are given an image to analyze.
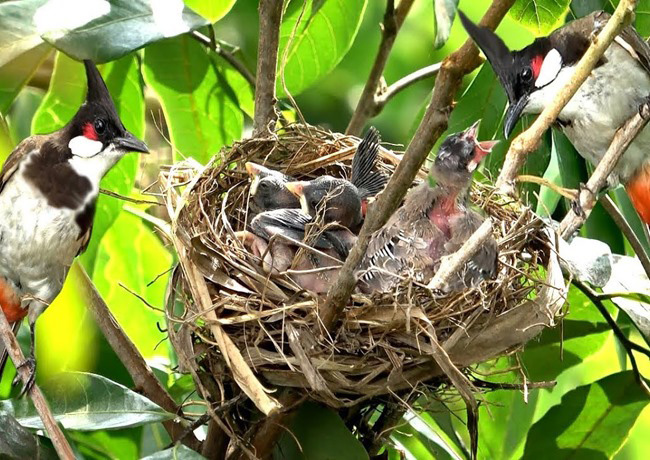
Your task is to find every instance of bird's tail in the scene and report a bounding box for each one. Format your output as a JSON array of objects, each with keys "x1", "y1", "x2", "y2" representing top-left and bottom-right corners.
[
  {"x1": 351, "y1": 127, "x2": 388, "y2": 199},
  {"x1": 626, "y1": 164, "x2": 650, "y2": 224},
  {"x1": 0, "y1": 320, "x2": 22, "y2": 379}
]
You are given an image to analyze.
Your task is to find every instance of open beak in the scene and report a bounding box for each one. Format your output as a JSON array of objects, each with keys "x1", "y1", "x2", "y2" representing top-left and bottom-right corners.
[
  {"x1": 504, "y1": 95, "x2": 529, "y2": 138},
  {"x1": 468, "y1": 139, "x2": 499, "y2": 172},
  {"x1": 114, "y1": 131, "x2": 148, "y2": 153},
  {"x1": 285, "y1": 181, "x2": 306, "y2": 198},
  {"x1": 245, "y1": 162, "x2": 261, "y2": 178},
  {"x1": 463, "y1": 119, "x2": 481, "y2": 141}
]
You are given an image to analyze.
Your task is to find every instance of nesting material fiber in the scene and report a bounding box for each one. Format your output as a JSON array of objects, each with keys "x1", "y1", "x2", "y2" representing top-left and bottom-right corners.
[{"x1": 160, "y1": 123, "x2": 567, "y2": 411}]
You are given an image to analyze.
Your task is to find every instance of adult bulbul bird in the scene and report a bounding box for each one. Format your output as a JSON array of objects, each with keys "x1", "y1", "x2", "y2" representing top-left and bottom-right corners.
[
  {"x1": 285, "y1": 127, "x2": 387, "y2": 232},
  {"x1": 236, "y1": 208, "x2": 356, "y2": 293},
  {"x1": 0, "y1": 60, "x2": 148, "y2": 394},
  {"x1": 245, "y1": 162, "x2": 300, "y2": 215},
  {"x1": 358, "y1": 122, "x2": 498, "y2": 294},
  {"x1": 459, "y1": 10, "x2": 650, "y2": 223}
]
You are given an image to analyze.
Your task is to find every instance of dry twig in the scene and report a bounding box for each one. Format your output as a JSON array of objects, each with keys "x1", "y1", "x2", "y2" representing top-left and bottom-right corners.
[
  {"x1": 346, "y1": 0, "x2": 416, "y2": 135},
  {"x1": 252, "y1": 0, "x2": 284, "y2": 137},
  {"x1": 496, "y1": 0, "x2": 639, "y2": 193},
  {"x1": 0, "y1": 310, "x2": 75, "y2": 459}
]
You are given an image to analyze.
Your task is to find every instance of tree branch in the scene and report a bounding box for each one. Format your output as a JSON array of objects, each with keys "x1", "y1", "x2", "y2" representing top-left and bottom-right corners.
[
  {"x1": 375, "y1": 62, "x2": 442, "y2": 108},
  {"x1": 427, "y1": 218, "x2": 494, "y2": 292},
  {"x1": 559, "y1": 100, "x2": 650, "y2": 239},
  {"x1": 0, "y1": 311, "x2": 75, "y2": 459},
  {"x1": 252, "y1": 0, "x2": 284, "y2": 137},
  {"x1": 77, "y1": 264, "x2": 202, "y2": 452},
  {"x1": 496, "y1": 0, "x2": 639, "y2": 193},
  {"x1": 190, "y1": 31, "x2": 255, "y2": 87},
  {"x1": 346, "y1": 0, "x2": 416, "y2": 135},
  {"x1": 320, "y1": 0, "x2": 518, "y2": 331}
]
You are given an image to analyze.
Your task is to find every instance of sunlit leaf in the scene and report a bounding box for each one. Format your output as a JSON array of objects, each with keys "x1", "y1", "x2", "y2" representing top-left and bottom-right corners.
[
  {"x1": 278, "y1": 0, "x2": 367, "y2": 96},
  {"x1": 142, "y1": 443, "x2": 206, "y2": 459},
  {"x1": 0, "y1": 44, "x2": 51, "y2": 114},
  {"x1": 0, "y1": 0, "x2": 47, "y2": 67},
  {"x1": 510, "y1": 0, "x2": 571, "y2": 35},
  {"x1": 275, "y1": 402, "x2": 368, "y2": 460},
  {"x1": 143, "y1": 35, "x2": 243, "y2": 163},
  {"x1": 92, "y1": 212, "x2": 172, "y2": 360},
  {"x1": 0, "y1": 372, "x2": 173, "y2": 430},
  {"x1": 71, "y1": 428, "x2": 141, "y2": 460},
  {"x1": 523, "y1": 371, "x2": 649, "y2": 459},
  {"x1": 0, "y1": 413, "x2": 57, "y2": 460},
  {"x1": 184, "y1": 0, "x2": 236, "y2": 23},
  {"x1": 433, "y1": 0, "x2": 459, "y2": 48}
]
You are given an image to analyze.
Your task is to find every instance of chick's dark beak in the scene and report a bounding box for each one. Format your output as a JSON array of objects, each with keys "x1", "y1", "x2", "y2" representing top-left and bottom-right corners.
[{"x1": 114, "y1": 131, "x2": 149, "y2": 153}]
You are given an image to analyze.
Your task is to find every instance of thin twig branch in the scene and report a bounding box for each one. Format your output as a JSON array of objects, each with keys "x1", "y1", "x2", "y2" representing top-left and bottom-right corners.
[
  {"x1": 559, "y1": 100, "x2": 650, "y2": 239},
  {"x1": 376, "y1": 62, "x2": 442, "y2": 108},
  {"x1": 600, "y1": 195, "x2": 650, "y2": 279},
  {"x1": 77, "y1": 264, "x2": 202, "y2": 452},
  {"x1": 496, "y1": 0, "x2": 639, "y2": 193},
  {"x1": 0, "y1": 311, "x2": 75, "y2": 459},
  {"x1": 346, "y1": 0, "x2": 416, "y2": 135},
  {"x1": 427, "y1": 219, "x2": 494, "y2": 292},
  {"x1": 320, "y1": 0, "x2": 517, "y2": 331},
  {"x1": 190, "y1": 30, "x2": 255, "y2": 87},
  {"x1": 574, "y1": 280, "x2": 650, "y2": 396},
  {"x1": 252, "y1": 0, "x2": 284, "y2": 137}
]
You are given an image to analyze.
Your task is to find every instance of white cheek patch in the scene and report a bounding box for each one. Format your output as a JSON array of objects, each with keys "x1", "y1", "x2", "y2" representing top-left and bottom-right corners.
[
  {"x1": 535, "y1": 48, "x2": 563, "y2": 88},
  {"x1": 69, "y1": 136, "x2": 102, "y2": 158}
]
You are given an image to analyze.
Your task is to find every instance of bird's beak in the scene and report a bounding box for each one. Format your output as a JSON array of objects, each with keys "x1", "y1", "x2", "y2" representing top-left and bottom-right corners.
[
  {"x1": 114, "y1": 131, "x2": 149, "y2": 153},
  {"x1": 468, "y1": 139, "x2": 499, "y2": 172},
  {"x1": 285, "y1": 181, "x2": 306, "y2": 198},
  {"x1": 245, "y1": 162, "x2": 261, "y2": 178},
  {"x1": 503, "y1": 95, "x2": 529, "y2": 138},
  {"x1": 463, "y1": 119, "x2": 481, "y2": 141}
]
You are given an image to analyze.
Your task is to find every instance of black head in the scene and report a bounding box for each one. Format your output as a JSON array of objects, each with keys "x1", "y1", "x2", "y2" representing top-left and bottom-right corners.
[
  {"x1": 245, "y1": 162, "x2": 300, "y2": 213},
  {"x1": 432, "y1": 121, "x2": 498, "y2": 185},
  {"x1": 458, "y1": 11, "x2": 567, "y2": 137},
  {"x1": 66, "y1": 60, "x2": 148, "y2": 158},
  {"x1": 286, "y1": 176, "x2": 362, "y2": 229}
]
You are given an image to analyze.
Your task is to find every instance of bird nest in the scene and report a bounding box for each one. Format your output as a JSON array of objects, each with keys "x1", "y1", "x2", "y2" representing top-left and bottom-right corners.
[{"x1": 159, "y1": 124, "x2": 567, "y2": 414}]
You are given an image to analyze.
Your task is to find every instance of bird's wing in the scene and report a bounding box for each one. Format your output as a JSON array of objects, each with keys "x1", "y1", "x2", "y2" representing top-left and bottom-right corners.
[
  {"x1": 250, "y1": 209, "x2": 337, "y2": 251},
  {"x1": 0, "y1": 136, "x2": 44, "y2": 194},
  {"x1": 617, "y1": 21, "x2": 650, "y2": 75},
  {"x1": 351, "y1": 127, "x2": 388, "y2": 199}
]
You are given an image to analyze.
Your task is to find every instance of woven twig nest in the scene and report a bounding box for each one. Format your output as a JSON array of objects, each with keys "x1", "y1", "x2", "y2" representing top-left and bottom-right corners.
[{"x1": 160, "y1": 124, "x2": 567, "y2": 413}]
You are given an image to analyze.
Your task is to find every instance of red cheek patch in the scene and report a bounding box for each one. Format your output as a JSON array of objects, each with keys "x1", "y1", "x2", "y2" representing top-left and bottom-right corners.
[
  {"x1": 531, "y1": 55, "x2": 543, "y2": 79},
  {"x1": 83, "y1": 122, "x2": 98, "y2": 140}
]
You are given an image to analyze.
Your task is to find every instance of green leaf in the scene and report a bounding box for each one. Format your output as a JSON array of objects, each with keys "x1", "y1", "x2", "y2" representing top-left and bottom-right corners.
[
  {"x1": 92, "y1": 212, "x2": 172, "y2": 361},
  {"x1": 70, "y1": 428, "x2": 142, "y2": 460},
  {"x1": 37, "y1": 0, "x2": 207, "y2": 63},
  {"x1": 0, "y1": 412, "x2": 57, "y2": 460},
  {"x1": 522, "y1": 371, "x2": 649, "y2": 459},
  {"x1": 0, "y1": 372, "x2": 173, "y2": 431},
  {"x1": 536, "y1": 138, "x2": 562, "y2": 217},
  {"x1": 434, "y1": 0, "x2": 459, "y2": 48},
  {"x1": 0, "y1": 43, "x2": 51, "y2": 115},
  {"x1": 143, "y1": 35, "x2": 243, "y2": 163},
  {"x1": 184, "y1": 0, "x2": 236, "y2": 23},
  {"x1": 278, "y1": 0, "x2": 367, "y2": 96},
  {"x1": 400, "y1": 411, "x2": 464, "y2": 460},
  {"x1": 510, "y1": 0, "x2": 571, "y2": 35},
  {"x1": 274, "y1": 402, "x2": 368, "y2": 460},
  {"x1": 0, "y1": 0, "x2": 47, "y2": 67},
  {"x1": 142, "y1": 444, "x2": 207, "y2": 459}
]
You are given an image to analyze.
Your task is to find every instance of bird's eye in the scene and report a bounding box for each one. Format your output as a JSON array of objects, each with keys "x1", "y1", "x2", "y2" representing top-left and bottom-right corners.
[
  {"x1": 258, "y1": 181, "x2": 269, "y2": 190},
  {"x1": 94, "y1": 118, "x2": 106, "y2": 134},
  {"x1": 521, "y1": 67, "x2": 533, "y2": 83}
]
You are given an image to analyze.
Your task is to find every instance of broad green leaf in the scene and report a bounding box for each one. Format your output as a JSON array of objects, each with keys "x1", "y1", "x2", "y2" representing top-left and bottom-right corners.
[
  {"x1": 274, "y1": 402, "x2": 368, "y2": 460},
  {"x1": 400, "y1": 411, "x2": 463, "y2": 460},
  {"x1": 0, "y1": 113, "x2": 13, "y2": 163},
  {"x1": 510, "y1": 0, "x2": 571, "y2": 35},
  {"x1": 523, "y1": 371, "x2": 649, "y2": 459},
  {"x1": 434, "y1": 0, "x2": 459, "y2": 48},
  {"x1": 0, "y1": 43, "x2": 51, "y2": 114},
  {"x1": 610, "y1": 187, "x2": 650, "y2": 256},
  {"x1": 392, "y1": 423, "x2": 443, "y2": 460},
  {"x1": 184, "y1": 0, "x2": 236, "y2": 23},
  {"x1": 520, "y1": 285, "x2": 614, "y2": 381},
  {"x1": 0, "y1": 372, "x2": 173, "y2": 430},
  {"x1": 71, "y1": 428, "x2": 141, "y2": 460},
  {"x1": 535, "y1": 136, "x2": 562, "y2": 217},
  {"x1": 570, "y1": 1, "x2": 650, "y2": 36},
  {"x1": 143, "y1": 35, "x2": 243, "y2": 163},
  {"x1": 278, "y1": 0, "x2": 367, "y2": 96},
  {"x1": 0, "y1": 0, "x2": 47, "y2": 67},
  {"x1": 142, "y1": 444, "x2": 206, "y2": 459},
  {"x1": 38, "y1": 0, "x2": 207, "y2": 63},
  {"x1": 31, "y1": 52, "x2": 143, "y2": 274},
  {"x1": 7, "y1": 87, "x2": 44, "y2": 143},
  {"x1": 0, "y1": 413, "x2": 57, "y2": 460},
  {"x1": 92, "y1": 212, "x2": 172, "y2": 360}
]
